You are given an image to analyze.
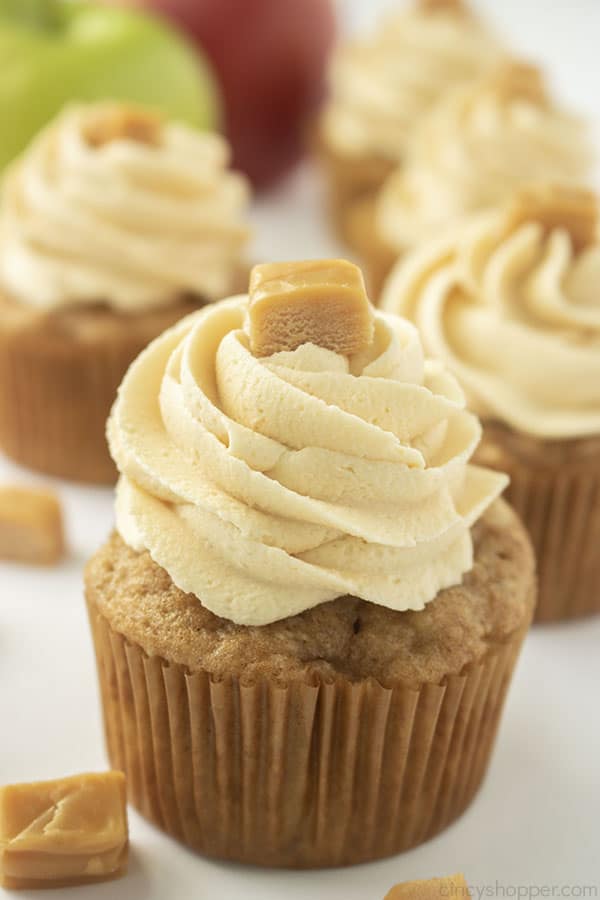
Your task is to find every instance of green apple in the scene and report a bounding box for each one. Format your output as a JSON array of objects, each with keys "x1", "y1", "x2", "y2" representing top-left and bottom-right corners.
[{"x1": 0, "y1": 0, "x2": 220, "y2": 171}]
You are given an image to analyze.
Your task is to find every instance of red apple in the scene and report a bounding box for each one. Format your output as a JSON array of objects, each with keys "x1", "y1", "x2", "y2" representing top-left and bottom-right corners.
[{"x1": 106, "y1": 0, "x2": 336, "y2": 187}]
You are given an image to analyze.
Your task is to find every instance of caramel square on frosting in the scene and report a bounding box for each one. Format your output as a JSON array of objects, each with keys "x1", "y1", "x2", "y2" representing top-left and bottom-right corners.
[
  {"x1": 248, "y1": 259, "x2": 375, "y2": 357},
  {"x1": 0, "y1": 771, "x2": 128, "y2": 890},
  {"x1": 84, "y1": 104, "x2": 162, "y2": 148},
  {"x1": 483, "y1": 62, "x2": 548, "y2": 107},
  {"x1": 0, "y1": 485, "x2": 64, "y2": 565},
  {"x1": 385, "y1": 874, "x2": 472, "y2": 900},
  {"x1": 505, "y1": 184, "x2": 598, "y2": 251},
  {"x1": 419, "y1": 0, "x2": 466, "y2": 15}
]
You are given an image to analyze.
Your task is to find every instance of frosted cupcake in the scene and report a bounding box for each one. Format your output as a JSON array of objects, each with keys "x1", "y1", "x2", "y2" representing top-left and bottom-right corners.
[
  {"x1": 366, "y1": 63, "x2": 594, "y2": 297},
  {"x1": 86, "y1": 259, "x2": 535, "y2": 867},
  {"x1": 382, "y1": 185, "x2": 600, "y2": 621},
  {"x1": 0, "y1": 102, "x2": 251, "y2": 483},
  {"x1": 316, "y1": 0, "x2": 504, "y2": 246}
]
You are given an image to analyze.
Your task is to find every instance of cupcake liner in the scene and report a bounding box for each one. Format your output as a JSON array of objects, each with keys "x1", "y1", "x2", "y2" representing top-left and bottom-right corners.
[
  {"x1": 477, "y1": 432, "x2": 600, "y2": 622},
  {"x1": 506, "y1": 463, "x2": 600, "y2": 622},
  {"x1": 88, "y1": 598, "x2": 528, "y2": 868},
  {"x1": 0, "y1": 284, "x2": 224, "y2": 484},
  {"x1": 0, "y1": 325, "x2": 138, "y2": 483},
  {"x1": 343, "y1": 195, "x2": 399, "y2": 302},
  {"x1": 313, "y1": 129, "x2": 397, "y2": 246}
]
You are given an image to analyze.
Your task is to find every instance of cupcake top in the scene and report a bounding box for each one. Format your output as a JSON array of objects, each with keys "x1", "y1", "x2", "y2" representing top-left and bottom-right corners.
[
  {"x1": 321, "y1": 0, "x2": 503, "y2": 162},
  {"x1": 382, "y1": 185, "x2": 600, "y2": 439},
  {"x1": 89, "y1": 501, "x2": 534, "y2": 685},
  {"x1": 0, "y1": 103, "x2": 251, "y2": 312},
  {"x1": 109, "y1": 258, "x2": 506, "y2": 626},
  {"x1": 377, "y1": 64, "x2": 594, "y2": 251}
]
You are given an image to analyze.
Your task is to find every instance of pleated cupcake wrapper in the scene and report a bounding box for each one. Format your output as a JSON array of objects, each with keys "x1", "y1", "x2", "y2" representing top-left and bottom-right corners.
[
  {"x1": 504, "y1": 460, "x2": 600, "y2": 622},
  {"x1": 346, "y1": 202, "x2": 400, "y2": 303},
  {"x1": 313, "y1": 129, "x2": 396, "y2": 245},
  {"x1": 88, "y1": 599, "x2": 528, "y2": 868},
  {"x1": 0, "y1": 329, "x2": 132, "y2": 483}
]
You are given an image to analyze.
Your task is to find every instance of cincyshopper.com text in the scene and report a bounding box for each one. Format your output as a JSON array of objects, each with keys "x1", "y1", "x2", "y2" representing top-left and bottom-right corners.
[{"x1": 439, "y1": 882, "x2": 599, "y2": 899}]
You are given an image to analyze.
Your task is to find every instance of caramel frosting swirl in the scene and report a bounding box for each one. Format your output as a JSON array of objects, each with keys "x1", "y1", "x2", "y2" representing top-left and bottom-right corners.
[
  {"x1": 0, "y1": 104, "x2": 251, "y2": 311},
  {"x1": 321, "y1": 1, "x2": 503, "y2": 161},
  {"x1": 382, "y1": 187, "x2": 600, "y2": 439},
  {"x1": 377, "y1": 65, "x2": 594, "y2": 251},
  {"x1": 108, "y1": 295, "x2": 506, "y2": 625}
]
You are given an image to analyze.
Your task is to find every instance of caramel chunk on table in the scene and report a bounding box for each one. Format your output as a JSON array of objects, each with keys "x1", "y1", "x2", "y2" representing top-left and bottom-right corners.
[
  {"x1": 385, "y1": 874, "x2": 471, "y2": 899},
  {"x1": 248, "y1": 259, "x2": 375, "y2": 357},
  {"x1": 0, "y1": 486, "x2": 65, "y2": 565},
  {"x1": 0, "y1": 771, "x2": 128, "y2": 890}
]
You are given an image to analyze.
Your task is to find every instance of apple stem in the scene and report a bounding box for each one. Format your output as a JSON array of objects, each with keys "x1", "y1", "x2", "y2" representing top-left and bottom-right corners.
[{"x1": 0, "y1": 0, "x2": 61, "y2": 32}]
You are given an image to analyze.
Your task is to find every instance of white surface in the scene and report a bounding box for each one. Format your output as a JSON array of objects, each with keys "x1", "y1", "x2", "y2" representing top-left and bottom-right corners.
[{"x1": 2, "y1": 1, "x2": 600, "y2": 898}]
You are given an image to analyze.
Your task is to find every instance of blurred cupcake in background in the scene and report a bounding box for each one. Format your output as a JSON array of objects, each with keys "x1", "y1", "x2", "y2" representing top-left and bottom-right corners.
[
  {"x1": 364, "y1": 63, "x2": 594, "y2": 298},
  {"x1": 0, "y1": 101, "x2": 251, "y2": 483},
  {"x1": 382, "y1": 184, "x2": 600, "y2": 622},
  {"x1": 316, "y1": 0, "x2": 506, "y2": 247}
]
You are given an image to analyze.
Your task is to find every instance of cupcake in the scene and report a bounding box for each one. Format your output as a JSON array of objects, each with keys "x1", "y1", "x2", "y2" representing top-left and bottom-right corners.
[
  {"x1": 315, "y1": 0, "x2": 505, "y2": 247},
  {"x1": 366, "y1": 63, "x2": 593, "y2": 297},
  {"x1": 86, "y1": 259, "x2": 535, "y2": 867},
  {"x1": 0, "y1": 102, "x2": 251, "y2": 483},
  {"x1": 382, "y1": 184, "x2": 600, "y2": 622}
]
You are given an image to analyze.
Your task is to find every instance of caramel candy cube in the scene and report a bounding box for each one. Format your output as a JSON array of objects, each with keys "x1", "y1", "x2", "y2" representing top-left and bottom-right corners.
[
  {"x1": 0, "y1": 486, "x2": 65, "y2": 566},
  {"x1": 484, "y1": 62, "x2": 548, "y2": 107},
  {"x1": 84, "y1": 103, "x2": 161, "y2": 148},
  {"x1": 248, "y1": 259, "x2": 375, "y2": 357},
  {"x1": 505, "y1": 184, "x2": 598, "y2": 251},
  {"x1": 0, "y1": 771, "x2": 128, "y2": 890},
  {"x1": 385, "y1": 874, "x2": 472, "y2": 899},
  {"x1": 419, "y1": 0, "x2": 466, "y2": 15}
]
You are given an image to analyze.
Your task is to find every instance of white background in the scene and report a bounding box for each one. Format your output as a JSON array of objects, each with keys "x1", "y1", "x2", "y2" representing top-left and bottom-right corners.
[{"x1": 2, "y1": 2, "x2": 600, "y2": 898}]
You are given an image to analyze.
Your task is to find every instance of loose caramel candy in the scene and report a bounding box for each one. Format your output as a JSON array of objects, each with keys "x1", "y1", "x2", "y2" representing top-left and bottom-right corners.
[
  {"x1": 505, "y1": 184, "x2": 598, "y2": 251},
  {"x1": 84, "y1": 103, "x2": 161, "y2": 147},
  {"x1": 385, "y1": 874, "x2": 472, "y2": 900},
  {"x1": 248, "y1": 259, "x2": 375, "y2": 357},
  {"x1": 0, "y1": 771, "x2": 128, "y2": 890},
  {"x1": 0, "y1": 486, "x2": 65, "y2": 565}
]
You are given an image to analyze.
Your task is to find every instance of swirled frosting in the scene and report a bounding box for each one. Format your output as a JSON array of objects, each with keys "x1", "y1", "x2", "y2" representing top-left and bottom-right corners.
[
  {"x1": 0, "y1": 104, "x2": 251, "y2": 312},
  {"x1": 108, "y1": 294, "x2": 506, "y2": 625},
  {"x1": 381, "y1": 196, "x2": 600, "y2": 439},
  {"x1": 321, "y1": 3, "x2": 503, "y2": 161},
  {"x1": 377, "y1": 69, "x2": 594, "y2": 251}
]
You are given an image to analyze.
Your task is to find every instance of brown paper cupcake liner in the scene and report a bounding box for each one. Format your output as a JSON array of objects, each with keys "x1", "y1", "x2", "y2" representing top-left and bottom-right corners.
[
  {"x1": 88, "y1": 598, "x2": 528, "y2": 868},
  {"x1": 0, "y1": 326, "x2": 135, "y2": 483},
  {"x1": 312, "y1": 127, "x2": 397, "y2": 246},
  {"x1": 0, "y1": 273, "x2": 257, "y2": 484},
  {"x1": 343, "y1": 194, "x2": 400, "y2": 302},
  {"x1": 477, "y1": 431, "x2": 600, "y2": 623},
  {"x1": 504, "y1": 464, "x2": 600, "y2": 622}
]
